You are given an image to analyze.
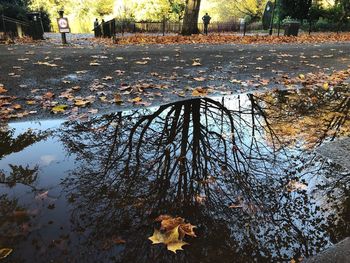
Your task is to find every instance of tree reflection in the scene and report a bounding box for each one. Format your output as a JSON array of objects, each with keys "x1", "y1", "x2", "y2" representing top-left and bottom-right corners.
[
  {"x1": 257, "y1": 86, "x2": 350, "y2": 148},
  {"x1": 60, "y1": 96, "x2": 333, "y2": 262},
  {"x1": 0, "y1": 127, "x2": 46, "y2": 188},
  {"x1": 256, "y1": 86, "x2": 350, "y2": 245},
  {"x1": 0, "y1": 128, "x2": 47, "y2": 159},
  {"x1": 0, "y1": 127, "x2": 47, "y2": 261}
]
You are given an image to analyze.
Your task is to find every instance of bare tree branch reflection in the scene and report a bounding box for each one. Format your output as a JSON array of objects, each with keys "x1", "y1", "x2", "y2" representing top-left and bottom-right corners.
[{"x1": 58, "y1": 94, "x2": 337, "y2": 262}]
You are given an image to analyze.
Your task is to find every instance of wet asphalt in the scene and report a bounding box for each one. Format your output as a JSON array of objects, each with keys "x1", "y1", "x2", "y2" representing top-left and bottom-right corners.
[{"x1": 1, "y1": 34, "x2": 350, "y2": 121}]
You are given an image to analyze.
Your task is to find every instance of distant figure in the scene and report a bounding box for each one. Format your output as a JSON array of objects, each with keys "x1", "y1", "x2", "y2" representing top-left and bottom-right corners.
[
  {"x1": 101, "y1": 19, "x2": 106, "y2": 37},
  {"x1": 202, "y1": 13, "x2": 211, "y2": 35},
  {"x1": 93, "y1": 18, "x2": 100, "y2": 37}
]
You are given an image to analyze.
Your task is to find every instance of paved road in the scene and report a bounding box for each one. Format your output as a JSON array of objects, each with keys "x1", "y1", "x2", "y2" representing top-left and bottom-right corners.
[{"x1": 1, "y1": 36, "x2": 350, "y2": 120}]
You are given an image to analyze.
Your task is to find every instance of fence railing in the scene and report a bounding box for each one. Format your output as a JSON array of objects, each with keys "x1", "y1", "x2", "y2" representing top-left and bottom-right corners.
[
  {"x1": 1, "y1": 15, "x2": 44, "y2": 40},
  {"x1": 93, "y1": 19, "x2": 271, "y2": 39}
]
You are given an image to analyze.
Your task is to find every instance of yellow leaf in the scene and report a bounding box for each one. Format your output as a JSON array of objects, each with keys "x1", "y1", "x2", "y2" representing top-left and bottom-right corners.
[
  {"x1": 148, "y1": 229, "x2": 164, "y2": 245},
  {"x1": 0, "y1": 248, "x2": 13, "y2": 259},
  {"x1": 51, "y1": 105, "x2": 68, "y2": 113},
  {"x1": 323, "y1": 82, "x2": 329, "y2": 90},
  {"x1": 192, "y1": 87, "x2": 208, "y2": 96},
  {"x1": 131, "y1": 97, "x2": 142, "y2": 103},
  {"x1": 99, "y1": 96, "x2": 108, "y2": 102},
  {"x1": 149, "y1": 226, "x2": 188, "y2": 253},
  {"x1": 167, "y1": 240, "x2": 188, "y2": 253},
  {"x1": 26, "y1": 100, "x2": 36, "y2": 105},
  {"x1": 299, "y1": 74, "x2": 305, "y2": 80},
  {"x1": 74, "y1": 100, "x2": 90, "y2": 107}
]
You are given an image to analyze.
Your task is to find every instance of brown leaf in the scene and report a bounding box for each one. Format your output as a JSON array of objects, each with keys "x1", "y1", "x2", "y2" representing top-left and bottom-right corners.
[
  {"x1": 0, "y1": 85, "x2": 7, "y2": 94},
  {"x1": 12, "y1": 104, "x2": 22, "y2": 110},
  {"x1": 192, "y1": 87, "x2": 208, "y2": 96},
  {"x1": 0, "y1": 248, "x2": 13, "y2": 259},
  {"x1": 114, "y1": 93, "x2": 123, "y2": 103},
  {"x1": 43, "y1": 92, "x2": 55, "y2": 99}
]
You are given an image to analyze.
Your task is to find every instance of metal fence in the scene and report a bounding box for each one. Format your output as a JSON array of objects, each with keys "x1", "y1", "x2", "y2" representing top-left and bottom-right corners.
[
  {"x1": 0, "y1": 15, "x2": 44, "y2": 40},
  {"x1": 93, "y1": 19, "x2": 269, "y2": 38}
]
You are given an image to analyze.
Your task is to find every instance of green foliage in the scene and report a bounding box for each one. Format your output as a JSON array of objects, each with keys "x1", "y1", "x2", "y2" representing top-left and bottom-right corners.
[
  {"x1": 0, "y1": 0, "x2": 29, "y2": 20},
  {"x1": 94, "y1": 0, "x2": 113, "y2": 17},
  {"x1": 280, "y1": 0, "x2": 312, "y2": 20},
  {"x1": 244, "y1": 15, "x2": 252, "y2": 24},
  {"x1": 29, "y1": 0, "x2": 186, "y2": 32},
  {"x1": 169, "y1": 0, "x2": 186, "y2": 21},
  {"x1": 309, "y1": 4, "x2": 326, "y2": 21},
  {"x1": 39, "y1": 8, "x2": 51, "y2": 32}
]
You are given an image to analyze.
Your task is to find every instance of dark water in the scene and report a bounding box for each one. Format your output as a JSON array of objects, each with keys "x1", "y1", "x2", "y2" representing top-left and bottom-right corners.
[{"x1": 0, "y1": 87, "x2": 349, "y2": 263}]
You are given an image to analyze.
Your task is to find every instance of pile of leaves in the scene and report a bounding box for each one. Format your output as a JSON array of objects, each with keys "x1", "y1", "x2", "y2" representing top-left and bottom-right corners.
[
  {"x1": 149, "y1": 215, "x2": 196, "y2": 253},
  {"x1": 93, "y1": 33, "x2": 350, "y2": 46},
  {"x1": 277, "y1": 68, "x2": 350, "y2": 89}
]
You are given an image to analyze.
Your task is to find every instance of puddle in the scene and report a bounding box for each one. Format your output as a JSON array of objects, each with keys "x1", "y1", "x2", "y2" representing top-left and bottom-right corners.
[{"x1": 0, "y1": 87, "x2": 349, "y2": 262}]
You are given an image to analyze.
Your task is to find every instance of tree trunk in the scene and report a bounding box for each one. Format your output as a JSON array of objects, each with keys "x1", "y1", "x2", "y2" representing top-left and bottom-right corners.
[{"x1": 181, "y1": 0, "x2": 201, "y2": 35}]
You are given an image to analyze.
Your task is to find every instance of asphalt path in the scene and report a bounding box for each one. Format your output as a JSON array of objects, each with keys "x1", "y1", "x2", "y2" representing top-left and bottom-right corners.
[{"x1": 1, "y1": 35, "x2": 350, "y2": 120}]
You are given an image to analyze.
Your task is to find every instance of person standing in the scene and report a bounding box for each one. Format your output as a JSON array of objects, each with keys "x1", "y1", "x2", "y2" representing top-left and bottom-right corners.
[
  {"x1": 93, "y1": 18, "x2": 100, "y2": 37},
  {"x1": 202, "y1": 13, "x2": 211, "y2": 35}
]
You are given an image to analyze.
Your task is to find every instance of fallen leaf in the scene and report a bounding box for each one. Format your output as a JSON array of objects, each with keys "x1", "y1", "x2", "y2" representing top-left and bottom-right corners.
[
  {"x1": 135, "y1": 60, "x2": 148, "y2": 65},
  {"x1": 112, "y1": 237, "x2": 126, "y2": 244},
  {"x1": 323, "y1": 82, "x2": 329, "y2": 90},
  {"x1": 149, "y1": 226, "x2": 188, "y2": 253},
  {"x1": 51, "y1": 105, "x2": 68, "y2": 113},
  {"x1": 88, "y1": 109, "x2": 98, "y2": 114},
  {"x1": 286, "y1": 180, "x2": 307, "y2": 192},
  {"x1": 0, "y1": 248, "x2": 13, "y2": 259},
  {"x1": 149, "y1": 215, "x2": 195, "y2": 253},
  {"x1": 192, "y1": 61, "x2": 202, "y2": 66},
  {"x1": 0, "y1": 85, "x2": 7, "y2": 93},
  {"x1": 114, "y1": 93, "x2": 123, "y2": 103},
  {"x1": 43, "y1": 92, "x2": 55, "y2": 99},
  {"x1": 74, "y1": 100, "x2": 90, "y2": 107},
  {"x1": 35, "y1": 191, "x2": 49, "y2": 200},
  {"x1": 192, "y1": 87, "x2": 208, "y2": 96},
  {"x1": 12, "y1": 104, "x2": 22, "y2": 110},
  {"x1": 35, "y1": 61, "x2": 58, "y2": 67},
  {"x1": 131, "y1": 97, "x2": 142, "y2": 103},
  {"x1": 193, "y1": 77, "x2": 206, "y2": 81},
  {"x1": 26, "y1": 100, "x2": 36, "y2": 105}
]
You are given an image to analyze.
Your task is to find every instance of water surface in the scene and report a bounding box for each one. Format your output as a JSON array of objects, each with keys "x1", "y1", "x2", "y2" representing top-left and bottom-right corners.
[{"x1": 1, "y1": 87, "x2": 349, "y2": 262}]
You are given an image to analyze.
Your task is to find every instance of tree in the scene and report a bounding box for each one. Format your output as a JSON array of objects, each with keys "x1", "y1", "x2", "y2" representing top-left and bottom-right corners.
[
  {"x1": 168, "y1": 0, "x2": 186, "y2": 21},
  {"x1": 336, "y1": 0, "x2": 350, "y2": 30},
  {"x1": 280, "y1": 0, "x2": 312, "y2": 20},
  {"x1": 0, "y1": 0, "x2": 29, "y2": 20},
  {"x1": 234, "y1": 0, "x2": 268, "y2": 22},
  {"x1": 94, "y1": 0, "x2": 114, "y2": 17},
  {"x1": 181, "y1": 0, "x2": 201, "y2": 35}
]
